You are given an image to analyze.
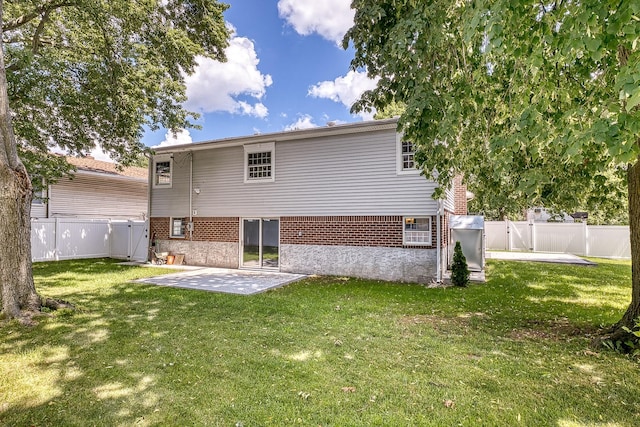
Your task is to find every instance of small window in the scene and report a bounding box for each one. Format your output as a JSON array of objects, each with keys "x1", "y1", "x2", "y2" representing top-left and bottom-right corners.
[
  {"x1": 403, "y1": 216, "x2": 432, "y2": 245},
  {"x1": 170, "y1": 217, "x2": 186, "y2": 238},
  {"x1": 401, "y1": 141, "x2": 415, "y2": 170},
  {"x1": 153, "y1": 157, "x2": 173, "y2": 188},
  {"x1": 397, "y1": 134, "x2": 419, "y2": 175},
  {"x1": 244, "y1": 142, "x2": 275, "y2": 182}
]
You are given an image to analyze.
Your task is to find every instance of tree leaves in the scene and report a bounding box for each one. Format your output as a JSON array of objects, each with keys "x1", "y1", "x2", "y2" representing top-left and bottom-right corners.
[
  {"x1": 346, "y1": 0, "x2": 638, "y2": 220},
  {"x1": 3, "y1": 0, "x2": 229, "y2": 177}
]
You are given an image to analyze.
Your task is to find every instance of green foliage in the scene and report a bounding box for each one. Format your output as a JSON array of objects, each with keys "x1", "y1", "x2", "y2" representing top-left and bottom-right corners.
[
  {"x1": 345, "y1": 0, "x2": 638, "y2": 213},
  {"x1": 451, "y1": 241, "x2": 470, "y2": 287},
  {"x1": 3, "y1": 0, "x2": 229, "y2": 179}
]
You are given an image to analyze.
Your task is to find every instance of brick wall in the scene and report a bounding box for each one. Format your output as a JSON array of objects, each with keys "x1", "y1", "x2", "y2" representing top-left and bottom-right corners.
[
  {"x1": 152, "y1": 215, "x2": 442, "y2": 249},
  {"x1": 281, "y1": 216, "x2": 437, "y2": 249},
  {"x1": 454, "y1": 176, "x2": 468, "y2": 215},
  {"x1": 150, "y1": 217, "x2": 239, "y2": 242}
]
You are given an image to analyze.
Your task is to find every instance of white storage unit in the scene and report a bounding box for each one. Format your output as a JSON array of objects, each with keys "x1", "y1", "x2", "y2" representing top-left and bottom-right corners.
[{"x1": 449, "y1": 215, "x2": 485, "y2": 272}]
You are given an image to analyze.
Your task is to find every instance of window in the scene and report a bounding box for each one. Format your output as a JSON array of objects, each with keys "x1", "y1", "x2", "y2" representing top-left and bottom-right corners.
[
  {"x1": 244, "y1": 142, "x2": 275, "y2": 182},
  {"x1": 397, "y1": 134, "x2": 419, "y2": 175},
  {"x1": 153, "y1": 157, "x2": 173, "y2": 188},
  {"x1": 401, "y1": 141, "x2": 416, "y2": 170},
  {"x1": 403, "y1": 216, "x2": 432, "y2": 245},
  {"x1": 170, "y1": 217, "x2": 186, "y2": 238},
  {"x1": 248, "y1": 151, "x2": 272, "y2": 179}
]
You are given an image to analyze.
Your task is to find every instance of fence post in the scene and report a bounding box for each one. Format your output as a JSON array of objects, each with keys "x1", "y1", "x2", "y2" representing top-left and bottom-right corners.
[
  {"x1": 530, "y1": 221, "x2": 535, "y2": 252},
  {"x1": 54, "y1": 217, "x2": 61, "y2": 261},
  {"x1": 506, "y1": 221, "x2": 512, "y2": 251},
  {"x1": 583, "y1": 222, "x2": 589, "y2": 256}
]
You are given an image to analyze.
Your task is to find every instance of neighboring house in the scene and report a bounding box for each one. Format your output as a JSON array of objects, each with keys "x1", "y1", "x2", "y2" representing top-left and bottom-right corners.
[
  {"x1": 148, "y1": 118, "x2": 467, "y2": 283},
  {"x1": 31, "y1": 156, "x2": 148, "y2": 220}
]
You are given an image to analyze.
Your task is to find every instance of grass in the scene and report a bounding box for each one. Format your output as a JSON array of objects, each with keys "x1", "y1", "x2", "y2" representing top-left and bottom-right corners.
[{"x1": 1, "y1": 258, "x2": 638, "y2": 426}]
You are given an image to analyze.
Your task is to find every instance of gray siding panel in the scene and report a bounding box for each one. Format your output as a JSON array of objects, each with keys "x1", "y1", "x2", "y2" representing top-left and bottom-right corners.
[
  {"x1": 49, "y1": 174, "x2": 147, "y2": 219},
  {"x1": 151, "y1": 128, "x2": 439, "y2": 217}
]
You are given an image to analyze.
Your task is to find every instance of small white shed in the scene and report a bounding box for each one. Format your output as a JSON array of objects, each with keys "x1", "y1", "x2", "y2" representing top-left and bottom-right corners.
[{"x1": 449, "y1": 215, "x2": 485, "y2": 272}]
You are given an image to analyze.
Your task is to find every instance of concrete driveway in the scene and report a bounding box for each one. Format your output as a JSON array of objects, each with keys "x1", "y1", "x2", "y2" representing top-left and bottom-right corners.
[
  {"x1": 486, "y1": 251, "x2": 597, "y2": 266},
  {"x1": 133, "y1": 267, "x2": 306, "y2": 295}
]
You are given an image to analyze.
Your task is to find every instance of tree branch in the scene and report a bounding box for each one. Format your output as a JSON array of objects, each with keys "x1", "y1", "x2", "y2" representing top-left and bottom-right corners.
[
  {"x1": 2, "y1": 0, "x2": 74, "y2": 32},
  {"x1": 32, "y1": 8, "x2": 51, "y2": 54}
]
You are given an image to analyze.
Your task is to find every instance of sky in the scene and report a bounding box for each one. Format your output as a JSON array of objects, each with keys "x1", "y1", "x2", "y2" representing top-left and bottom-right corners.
[{"x1": 136, "y1": 0, "x2": 379, "y2": 152}]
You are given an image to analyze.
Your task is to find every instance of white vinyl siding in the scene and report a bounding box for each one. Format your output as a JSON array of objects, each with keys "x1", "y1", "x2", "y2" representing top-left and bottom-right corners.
[
  {"x1": 48, "y1": 174, "x2": 147, "y2": 220},
  {"x1": 151, "y1": 127, "x2": 440, "y2": 217}
]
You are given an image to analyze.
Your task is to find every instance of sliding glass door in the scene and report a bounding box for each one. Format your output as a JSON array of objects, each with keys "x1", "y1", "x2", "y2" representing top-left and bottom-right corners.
[{"x1": 242, "y1": 218, "x2": 279, "y2": 268}]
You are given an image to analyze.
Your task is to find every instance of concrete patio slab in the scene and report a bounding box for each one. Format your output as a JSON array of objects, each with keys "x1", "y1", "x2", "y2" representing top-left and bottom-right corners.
[
  {"x1": 486, "y1": 251, "x2": 597, "y2": 266},
  {"x1": 132, "y1": 267, "x2": 307, "y2": 295}
]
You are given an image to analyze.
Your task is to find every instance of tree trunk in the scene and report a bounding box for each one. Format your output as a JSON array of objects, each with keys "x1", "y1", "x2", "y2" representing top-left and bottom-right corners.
[
  {"x1": 0, "y1": 0, "x2": 41, "y2": 320},
  {"x1": 607, "y1": 156, "x2": 640, "y2": 348}
]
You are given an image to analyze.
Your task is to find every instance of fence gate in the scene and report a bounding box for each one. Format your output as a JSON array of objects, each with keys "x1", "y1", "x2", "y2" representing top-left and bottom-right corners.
[{"x1": 110, "y1": 220, "x2": 149, "y2": 262}]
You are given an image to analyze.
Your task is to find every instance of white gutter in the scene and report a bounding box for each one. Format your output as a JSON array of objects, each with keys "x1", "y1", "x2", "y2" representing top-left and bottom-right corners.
[{"x1": 436, "y1": 199, "x2": 442, "y2": 283}]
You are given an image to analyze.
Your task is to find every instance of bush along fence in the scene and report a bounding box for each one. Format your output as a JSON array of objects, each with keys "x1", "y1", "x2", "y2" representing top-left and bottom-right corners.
[
  {"x1": 30, "y1": 218, "x2": 148, "y2": 262},
  {"x1": 484, "y1": 221, "x2": 630, "y2": 259}
]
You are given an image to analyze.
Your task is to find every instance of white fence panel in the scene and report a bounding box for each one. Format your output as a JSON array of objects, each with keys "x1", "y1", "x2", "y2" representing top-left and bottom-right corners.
[
  {"x1": 31, "y1": 218, "x2": 148, "y2": 262},
  {"x1": 484, "y1": 221, "x2": 630, "y2": 259},
  {"x1": 31, "y1": 219, "x2": 57, "y2": 261},
  {"x1": 110, "y1": 221, "x2": 131, "y2": 259},
  {"x1": 588, "y1": 226, "x2": 631, "y2": 258},
  {"x1": 533, "y1": 223, "x2": 586, "y2": 255},
  {"x1": 130, "y1": 221, "x2": 149, "y2": 261},
  {"x1": 509, "y1": 221, "x2": 532, "y2": 251},
  {"x1": 485, "y1": 221, "x2": 507, "y2": 251},
  {"x1": 110, "y1": 220, "x2": 148, "y2": 262},
  {"x1": 56, "y1": 219, "x2": 111, "y2": 260}
]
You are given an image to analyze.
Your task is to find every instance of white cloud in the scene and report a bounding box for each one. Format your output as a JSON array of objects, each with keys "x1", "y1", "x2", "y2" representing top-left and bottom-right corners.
[
  {"x1": 184, "y1": 26, "x2": 272, "y2": 118},
  {"x1": 308, "y1": 70, "x2": 380, "y2": 119},
  {"x1": 156, "y1": 129, "x2": 193, "y2": 147},
  {"x1": 278, "y1": 0, "x2": 355, "y2": 45},
  {"x1": 284, "y1": 114, "x2": 318, "y2": 131}
]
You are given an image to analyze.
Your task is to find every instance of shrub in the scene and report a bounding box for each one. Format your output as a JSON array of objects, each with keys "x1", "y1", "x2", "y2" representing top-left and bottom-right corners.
[{"x1": 451, "y1": 241, "x2": 470, "y2": 287}]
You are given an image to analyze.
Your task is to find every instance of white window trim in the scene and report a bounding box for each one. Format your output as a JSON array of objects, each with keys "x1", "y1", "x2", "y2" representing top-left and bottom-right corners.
[
  {"x1": 396, "y1": 133, "x2": 420, "y2": 175},
  {"x1": 403, "y1": 216, "x2": 433, "y2": 246},
  {"x1": 153, "y1": 155, "x2": 173, "y2": 189},
  {"x1": 169, "y1": 217, "x2": 186, "y2": 238},
  {"x1": 244, "y1": 142, "x2": 275, "y2": 183}
]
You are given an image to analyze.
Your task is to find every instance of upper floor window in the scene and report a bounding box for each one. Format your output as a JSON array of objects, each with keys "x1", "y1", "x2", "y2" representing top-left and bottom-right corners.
[
  {"x1": 153, "y1": 157, "x2": 173, "y2": 188},
  {"x1": 401, "y1": 141, "x2": 415, "y2": 170},
  {"x1": 244, "y1": 142, "x2": 275, "y2": 183},
  {"x1": 397, "y1": 134, "x2": 419, "y2": 175}
]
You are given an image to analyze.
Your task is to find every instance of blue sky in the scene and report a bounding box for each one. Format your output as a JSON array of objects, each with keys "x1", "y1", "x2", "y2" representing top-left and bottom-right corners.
[{"x1": 138, "y1": 0, "x2": 378, "y2": 150}]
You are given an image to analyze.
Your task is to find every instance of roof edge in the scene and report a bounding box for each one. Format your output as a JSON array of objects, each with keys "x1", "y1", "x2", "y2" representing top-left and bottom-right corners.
[{"x1": 153, "y1": 118, "x2": 399, "y2": 154}]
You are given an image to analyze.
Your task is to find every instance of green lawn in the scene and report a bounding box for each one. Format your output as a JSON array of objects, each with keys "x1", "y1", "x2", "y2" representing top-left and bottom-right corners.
[{"x1": 1, "y1": 258, "x2": 638, "y2": 426}]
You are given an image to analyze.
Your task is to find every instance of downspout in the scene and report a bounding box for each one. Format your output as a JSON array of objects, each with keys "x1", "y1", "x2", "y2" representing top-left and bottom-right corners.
[
  {"x1": 436, "y1": 199, "x2": 442, "y2": 283},
  {"x1": 146, "y1": 153, "x2": 153, "y2": 261},
  {"x1": 189, "y1": 151, "x2": 193, "y2": 240}
]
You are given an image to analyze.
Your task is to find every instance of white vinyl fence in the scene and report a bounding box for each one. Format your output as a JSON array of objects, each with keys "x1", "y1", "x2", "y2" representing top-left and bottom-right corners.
[
  {"x1": 31, "y1": 218, "x2": 148, "y2": 262},
  {"x1": 485, "y1": 221, "x2": 631, "y2": 259}
]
